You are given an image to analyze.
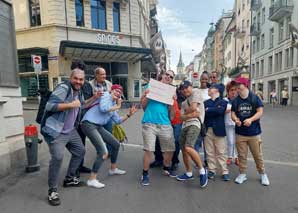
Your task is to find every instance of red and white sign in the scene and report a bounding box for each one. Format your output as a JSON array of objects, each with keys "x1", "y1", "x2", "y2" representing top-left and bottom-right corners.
[
  {"x1": 32, "y1": 55, "x2": 42, "y2": 73},
  {"x1": 193, "y1": 72, "x2": 199, "y2": 79}
]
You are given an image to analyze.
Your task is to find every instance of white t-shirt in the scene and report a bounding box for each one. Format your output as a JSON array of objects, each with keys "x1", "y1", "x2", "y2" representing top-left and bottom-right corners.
[
  {"x1": 199, "y1": 88, "x2": 210, "y2": 102},
  {"x1": 181, "y1": 88, "x2": 205, "y2": 129},
  {"x1": 224, "y1": 97, "x2": 235, "y2": 126}
]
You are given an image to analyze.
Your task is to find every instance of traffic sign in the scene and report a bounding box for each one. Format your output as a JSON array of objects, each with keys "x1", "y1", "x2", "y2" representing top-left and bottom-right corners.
[
  {"x1": 193, "y1": 72, "x2": 199, "y2": 79},
  {"x1": 32, "y1": 55, "x2": 42, "y2": 73}
]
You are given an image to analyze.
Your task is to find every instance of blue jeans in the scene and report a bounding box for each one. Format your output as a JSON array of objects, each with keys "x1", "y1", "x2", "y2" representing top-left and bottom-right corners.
[
  {"x1": 195, "y1": 136, "x2": 207, "y2": 162},
  {"x1": 103, "y1": 119, "x2": 113, "y2": 155}
]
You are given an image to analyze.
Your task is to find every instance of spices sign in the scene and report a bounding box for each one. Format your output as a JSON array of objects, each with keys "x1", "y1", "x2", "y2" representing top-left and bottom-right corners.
[{"x1": 96, "y1": 33, "x2": 120, "y2": 45}]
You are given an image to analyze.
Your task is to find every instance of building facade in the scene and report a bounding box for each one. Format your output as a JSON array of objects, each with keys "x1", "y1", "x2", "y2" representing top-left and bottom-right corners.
[
  {"x1": 13, "y1": 0, "x2": 158, "y2": 101},
  {"x1": 251, "y1": 0, "x2": 298, "y2": 105},
  {"x1": 0, "y1": 0, "x2": 26, "y2": 177}
]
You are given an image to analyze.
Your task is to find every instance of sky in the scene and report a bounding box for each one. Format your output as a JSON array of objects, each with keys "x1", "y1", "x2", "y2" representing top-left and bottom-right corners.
[{"x1": 156, "y1": 0, "x2": 235, "y2": 72}]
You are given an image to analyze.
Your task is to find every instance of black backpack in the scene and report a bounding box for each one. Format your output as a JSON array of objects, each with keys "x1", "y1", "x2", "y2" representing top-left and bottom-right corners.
[{"x1": 35, "y1": 90, "x2": 52, "y2": 124}]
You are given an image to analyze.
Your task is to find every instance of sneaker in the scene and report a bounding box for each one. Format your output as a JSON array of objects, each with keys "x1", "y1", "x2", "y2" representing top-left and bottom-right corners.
[
  {"x1": 108, "y1": 168, "x2": 126, "y2": 175},
  {"x1": 260, "y1": 174, "x2": 270, "y2": 186},
  {"x1": 79, "y1": 166, "x2": 91, "y2": 174},
  {"x1": 176, "y1": 173, "x2": 194, "y2": 181},
  {"x1": 150, "y1": 160, "x2": 163, "y2": 168},
  {"x1": 87, "y1": 179, "x2": 105, "y2": 189},
  {"x1": 63, "y1": 177, "x2": 85, "y2": 187},
  {"x1": 235, "y1": 158, "x2": 239, "y2": 166},
  {"x1": 208, "y1": 171, "x2": 215, "y2": 179},
  {"x1": 199, "y1": 169, "x2": 208, "y2": 188},
  {"x1": 48, "y1": 191, "x2": 61, "y2": 206},
  {"x1": 222, "y1": 174, "x2": 230, "y2": 181},
  {"x1": 163, "y1": 169, "x2": 177, "y2": 178},
  {"x1": 141, "y1": 174, "x2": 150, "y2": 186},
  {"x1": 235, "y1": 174, "x2": 247, "y2": 184},
  {"x1": 227, "y1": 158, "x2": 232, "y2": 165}
]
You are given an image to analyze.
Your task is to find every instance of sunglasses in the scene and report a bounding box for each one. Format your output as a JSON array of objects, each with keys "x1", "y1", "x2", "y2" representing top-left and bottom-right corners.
[
  {"x1": 165, "y1": 73, "x2": 174, "y2": 79},
  {"x1": 211, "y1": 76, "x2": 217, "y2": 79}
]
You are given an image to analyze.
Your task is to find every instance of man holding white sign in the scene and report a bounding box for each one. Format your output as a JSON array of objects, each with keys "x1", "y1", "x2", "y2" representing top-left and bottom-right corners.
[{"x1": 140, "y1": 71, "x2": 176, "y2": 186}]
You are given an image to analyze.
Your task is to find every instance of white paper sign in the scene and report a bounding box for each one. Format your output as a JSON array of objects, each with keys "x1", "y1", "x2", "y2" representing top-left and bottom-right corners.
[{"x1": 146, "y1": 78, "x2": 176, "y2": 105}]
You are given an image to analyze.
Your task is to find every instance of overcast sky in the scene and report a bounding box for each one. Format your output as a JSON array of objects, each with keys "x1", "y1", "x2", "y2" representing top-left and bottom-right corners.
[{"x1": 157, "y1": 0, "x2": 235, "y2": 72}]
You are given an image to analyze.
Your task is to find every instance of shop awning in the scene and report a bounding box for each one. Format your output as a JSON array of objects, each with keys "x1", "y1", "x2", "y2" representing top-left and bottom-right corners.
[{"x1": 59, "y1": 40, "x2": 152, "y2": 62}]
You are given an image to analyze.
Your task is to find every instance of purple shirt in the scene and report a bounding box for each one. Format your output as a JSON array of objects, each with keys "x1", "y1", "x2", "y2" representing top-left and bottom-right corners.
[{"x1": 62, "y1": 93, "x2": 79, "y2": 134}]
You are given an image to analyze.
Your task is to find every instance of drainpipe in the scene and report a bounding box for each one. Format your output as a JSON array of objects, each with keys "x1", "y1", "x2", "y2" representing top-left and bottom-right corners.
[
  {"x1": 129, "y1": 0, "x2": 132, "y2": 47},
  {"x1": 64, "y1": 0, "x2": 69, "y2": 40}
]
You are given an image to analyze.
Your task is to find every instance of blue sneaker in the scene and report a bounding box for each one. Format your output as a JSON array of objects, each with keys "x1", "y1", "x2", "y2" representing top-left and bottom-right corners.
[
  {"x1": 176, "y1": 173, "x2": 194, "y2": 181},
  {"x1": 208, "y1": 171, "x2": 215, "y2": 179},
  {"x1": 163, "y1": 169, "x2": 177, "y2": 178},
  {"x1": 141, "y1": 174, "x2": 150, "y2": 186},
  {"x1": 200, "y1": 170, "x2": 208, "y2": 188},
  {"x1": 222, "y1": 174, "x2": 230, "y2": 181}
]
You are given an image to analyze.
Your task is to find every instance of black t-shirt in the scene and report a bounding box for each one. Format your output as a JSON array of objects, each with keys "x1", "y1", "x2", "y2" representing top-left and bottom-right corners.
[{"x1": 231, "y1": 92, "x2": 263, "y2": 136}]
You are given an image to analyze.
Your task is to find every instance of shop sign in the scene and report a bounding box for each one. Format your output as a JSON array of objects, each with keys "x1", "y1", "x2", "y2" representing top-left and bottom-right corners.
[{"x1": 96, "y1": 33, "x2": 120, "y2": 45}]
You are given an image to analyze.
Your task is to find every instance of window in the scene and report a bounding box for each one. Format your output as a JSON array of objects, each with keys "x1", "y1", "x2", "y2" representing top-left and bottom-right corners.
[
  {"x1": 75, "y1": 0, "x2": 84, "y2": 27},
  {"x1": 285, "y1": 16, "x2": 291, "y2": 39},
  {"x1": 257, "y1": 12, "x2": 261, "y2": 25},
  {"x1": 18, "y1": 55, "x2": 48, "y2": 72},
  {"x1": 256, "y1": 62, "x2": 259, "y2": 77},
  {"x1": 91, "y1": 0, "x2": 106, "y2": 30},
  {"x1": 134, "y1": 80, "x2": 140, "y2": 98},
  {"x1": 269, "y1": 28, "x2": 274, "y2": 48},
  {"x1": 278, "y1": 51, "x2": 283, "y2": 72},
  {"x1": 29, "y1": 0, "x2": 41, "y2": 26},
  {"x1": 262, "y1": 7, "x2": 265, "y2": 24},
  {"x1": 260, "y1": 60, "x2": 264, "y2": 76},
  {"x1": 274, "y1": 53, "x2": 279, "y2": 72},
  {"x1": 285, "y1": 47, "x2": 294, "y2": 68},
  {"x1": 261, "y1": 34, "x2": 265, "y2": 49},
  {"x1": 268, "y1": 56, "x2": 273, "y2": 74},
  {"x1": 279, "y1": 21, "x2": 284, "y2": 42},
  {"x1": 252, "y1": 63, "x2": 255, "y2": 79},
  {"x1": 253, "y1": 40, "x2": 256, "y2": 53},
  {"x1": 113, "y1": 2, "x2": 120, "y2": 32},
  {"x1": 256, "y1": 36, "x2": 260, "y2": 52}
]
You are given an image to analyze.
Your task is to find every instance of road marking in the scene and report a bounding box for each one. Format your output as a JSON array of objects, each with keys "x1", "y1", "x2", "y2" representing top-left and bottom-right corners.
[{"x1": 123, "y1": 143, "x2": 298, "y2": 167}]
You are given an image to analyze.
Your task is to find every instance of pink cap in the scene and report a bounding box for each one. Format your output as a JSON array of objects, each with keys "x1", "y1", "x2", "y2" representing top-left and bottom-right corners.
[
  {"x1": 111, "y1": 84, "x2": 123, "y2": 92},
  {"x1": 234, "y1": 77, "x2": 250, "y2": 88}
]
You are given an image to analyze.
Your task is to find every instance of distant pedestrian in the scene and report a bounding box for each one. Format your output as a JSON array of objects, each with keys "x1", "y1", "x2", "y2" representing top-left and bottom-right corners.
[
  {"x1": 224, "y1": 81, "x2": 238, "y2": 166},
  {"x1": 204, "y1": 84, "x2": 229, "y2": 181},
  {"x1": 281, "y1": 87, "x2": 289, "y2": 107},
  {"x1": 256, "y1": 88, "x2": 264, "y2": 101},
  {"x1": 231, "y1": 77, "x2": 270, "y2": 186},
  {"x1": 270, "y1": 88, "x2": 277, "y2": 108}
]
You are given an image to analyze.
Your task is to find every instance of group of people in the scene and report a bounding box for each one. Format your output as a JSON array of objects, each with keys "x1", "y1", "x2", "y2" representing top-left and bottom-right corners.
[
  {"x1": 40, "y1": 61, "x2": 270, "y2": 207},
  {"x1": 140, "y1": 70, "x2": 269, "y2": 189}
]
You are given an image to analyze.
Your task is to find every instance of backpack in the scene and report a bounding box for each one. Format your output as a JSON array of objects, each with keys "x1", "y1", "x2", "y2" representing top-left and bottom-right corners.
[
  {"x1": 233, "y1": 92, "x2": 258, "y2": 115},
  {"x1": 36, "y1": 90, "x2": 52, "y2": 124}
]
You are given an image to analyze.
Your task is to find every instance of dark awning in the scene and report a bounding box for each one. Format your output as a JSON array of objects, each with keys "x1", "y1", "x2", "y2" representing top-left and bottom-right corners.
[
  {"x1": 17, "y1": 47, "x2": 49, "y2": 57},
  {"x1": 59, "y1": 40, "x2": 152, "y2": 62}
]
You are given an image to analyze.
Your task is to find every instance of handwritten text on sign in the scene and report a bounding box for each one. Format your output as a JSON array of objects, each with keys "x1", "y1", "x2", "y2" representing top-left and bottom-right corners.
[{"x1": 146, "y1": 78, "x2": 176, "y2": 105}]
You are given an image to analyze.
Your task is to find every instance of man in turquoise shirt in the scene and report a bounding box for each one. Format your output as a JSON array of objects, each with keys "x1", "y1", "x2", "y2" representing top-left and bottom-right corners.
[{"x1": 140, "y1": 71, "x2": 176, "y2": 186}]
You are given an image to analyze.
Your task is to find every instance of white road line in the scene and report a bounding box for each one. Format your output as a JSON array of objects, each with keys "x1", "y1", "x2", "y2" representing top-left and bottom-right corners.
[{"x1": 123, "y1": 143, "x2": 298, "y2": 167}]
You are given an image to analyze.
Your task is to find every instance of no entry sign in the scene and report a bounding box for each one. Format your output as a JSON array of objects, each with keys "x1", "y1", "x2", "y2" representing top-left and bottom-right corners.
[
  {"x1": 193, "y1": 72, "x2": 199, "y2": 79},
  {"x1": 32, "y1": 55, "x2": 42, "y2": 73}
]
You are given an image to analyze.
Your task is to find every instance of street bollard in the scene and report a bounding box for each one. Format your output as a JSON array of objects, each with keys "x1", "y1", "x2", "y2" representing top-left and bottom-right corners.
[{"x1": 24, "y1": 125, "x2": 42, "y2": 173}]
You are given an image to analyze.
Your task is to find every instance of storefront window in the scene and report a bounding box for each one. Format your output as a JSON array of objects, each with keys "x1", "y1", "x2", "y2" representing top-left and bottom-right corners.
[
  {"x1": 20, "y1": 75, "x2": 48, "y2": 97},
  {"x1": 75, "y1": 0, "x2": 84, "y2": 27},
  {"x1": 18, "y1": 55, "x2": 48, "y2": 72},
  {"x1": 134, "y1": 80, "x2": 140, "y2": 98},
  {"x1": 91, "y1": 0, "x2": 106, "y2": 30}
]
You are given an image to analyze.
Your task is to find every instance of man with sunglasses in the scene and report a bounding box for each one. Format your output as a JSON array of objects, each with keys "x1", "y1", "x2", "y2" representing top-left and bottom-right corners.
[
  {"x1": 210, "y1": 71, "x2": 225, "y2": 98},
  {"x1": 140, "y1": 70, "x2": 176, "y2": 186}
]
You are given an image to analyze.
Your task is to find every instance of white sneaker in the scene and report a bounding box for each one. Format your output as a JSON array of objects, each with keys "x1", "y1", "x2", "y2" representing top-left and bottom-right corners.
[
  {"x1": 87, "y1": 179, "x2": 105, "y2": 189},
  {"x1": 235, "y1": 174, "x2": 247, "y2": 184},
  {"x1": 260, "y1": 174, "x2": 270, "y2": 186},
  {"x1": 108, "y1": 168, "x2": 126, "y2": 175}
]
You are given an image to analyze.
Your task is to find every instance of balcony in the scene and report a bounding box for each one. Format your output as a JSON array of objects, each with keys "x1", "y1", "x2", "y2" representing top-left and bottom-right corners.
[
  {"x1": 269, "y1": 0, "x2": 294, "y2": 22},
  {"x1": 251, "y1": 0, "x2": 262, "y2": 11},
  {"x1": 250, "y1": 23, "x2": 261, "y2": 36},
  {"x1": 234, "y1": 28, "x2": 246, "y2": 38}
]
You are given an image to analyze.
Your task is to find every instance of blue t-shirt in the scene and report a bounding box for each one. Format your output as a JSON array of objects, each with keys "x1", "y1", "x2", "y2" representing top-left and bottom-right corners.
[
  {"x1": 142, "y1": 99, "x2": 170, "y2": 125},
  {"x1": 231, "y1": 92, "x2": 263, "y2": 136}
]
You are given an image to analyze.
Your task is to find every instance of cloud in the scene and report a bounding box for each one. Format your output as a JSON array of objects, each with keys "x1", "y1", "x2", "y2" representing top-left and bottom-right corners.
[{"x1": 156, "y1": 6, "x2": 204, "y2": 72}]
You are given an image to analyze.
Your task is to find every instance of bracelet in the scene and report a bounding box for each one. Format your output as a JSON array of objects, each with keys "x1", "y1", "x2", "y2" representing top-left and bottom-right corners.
[{"x1": 127, "y1": 114, "x2": 131, "y2": 118}]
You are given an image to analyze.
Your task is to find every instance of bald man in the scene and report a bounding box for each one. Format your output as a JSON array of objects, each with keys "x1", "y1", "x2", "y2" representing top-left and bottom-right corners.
[{"x1": 41, "y1": 60, "x2": 102, "y2": 206}]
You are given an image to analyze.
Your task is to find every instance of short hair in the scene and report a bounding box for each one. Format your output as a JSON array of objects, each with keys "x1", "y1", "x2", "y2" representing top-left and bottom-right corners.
[
  {"x1": 94, "y1": 66, "x2": 105, "y2": 75},
  {"x1": 211, "y1": 71, "x2": 218, "y2": 76},
  {"x1": 166, "y1": 70, "x2": 175, "y2": 77},
  {"x1": 70, "y1": 60, "x2": 85, "y2": 71}
]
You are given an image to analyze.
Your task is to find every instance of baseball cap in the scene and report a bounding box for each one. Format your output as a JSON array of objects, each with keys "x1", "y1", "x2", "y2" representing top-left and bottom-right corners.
[
  {"x1": 111, "y1": 84, "x2": 123, "y2": 93},
  {"x1": 234, "y1": 77, "x2": 250, "y2": 87},
  {"x1": 179, "y1": 80, "x2": 192, "y2": 90},
  {"x1": 209, "y1": 83, "x2": 221, "y2": 91}
]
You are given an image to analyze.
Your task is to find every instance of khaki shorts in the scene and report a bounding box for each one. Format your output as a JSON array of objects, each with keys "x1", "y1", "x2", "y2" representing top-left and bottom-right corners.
[
  {"x1": 179, "y1": 125, "x2": 200, "y2": 148},
  {"x1": 142, "y1": 123, "x2": 175, "y2": 152}
]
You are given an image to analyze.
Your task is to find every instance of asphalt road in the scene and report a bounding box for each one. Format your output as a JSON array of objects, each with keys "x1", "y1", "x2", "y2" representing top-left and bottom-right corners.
[{"x1": 1, "y1": 104, "x2": 295, "y2": 213}]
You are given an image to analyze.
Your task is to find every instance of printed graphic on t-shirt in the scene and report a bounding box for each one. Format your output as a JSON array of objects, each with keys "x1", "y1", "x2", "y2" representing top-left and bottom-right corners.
[{"x1": 238, "y1": 102, "x2": 253, "y2": 117}]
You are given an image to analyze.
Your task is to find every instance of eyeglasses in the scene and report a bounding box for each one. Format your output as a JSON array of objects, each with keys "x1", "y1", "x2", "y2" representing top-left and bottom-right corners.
[
  {"x1": 210, "y1": 76, "x2": 217, "y2": 79},
  {"x1": 165, "y1": 73, "x2": 174, "y2": 79}
]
